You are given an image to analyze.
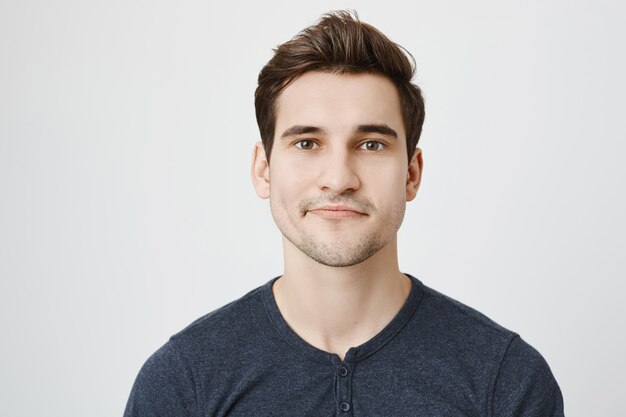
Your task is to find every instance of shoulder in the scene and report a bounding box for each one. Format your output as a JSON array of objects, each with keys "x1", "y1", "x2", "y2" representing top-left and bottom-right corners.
[
  {"x1": 416, "y1": 282, "x2": 516, "y2": 348},
  {"x1": 124, "y1": 281, "x2": 272, "y2": 417},
  {"x1": 492, "y1": 334, "x2": 564, "y2": 416},
  {"x1": 174, "y1": 283, "x2": 267, "y2": 341},
  {"x1": 165, "y1": 281, "x2": 274, "y2": 366},
  {"x1": 124, "y1": 331, "x2": 198, "y2": 416},
  {"x1": 412, "y1": 279, "x2": 564, "y2": 416}
]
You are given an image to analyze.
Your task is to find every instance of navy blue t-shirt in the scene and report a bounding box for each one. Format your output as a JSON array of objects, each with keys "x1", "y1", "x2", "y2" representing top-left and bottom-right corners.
[{"x1": 124, "y1": 275, "x2": 564, "y2": 416}]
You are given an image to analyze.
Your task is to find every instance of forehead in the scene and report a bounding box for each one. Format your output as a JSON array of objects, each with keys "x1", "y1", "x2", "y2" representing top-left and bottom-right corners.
[{"x1": 274, "y1": 71, "x2": 405, "y2": 138}]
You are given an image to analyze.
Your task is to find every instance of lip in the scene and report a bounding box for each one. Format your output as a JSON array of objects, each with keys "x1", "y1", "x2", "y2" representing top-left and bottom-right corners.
[{"x1": 307, "y1": 205, "x2": 366, "y2": 219}]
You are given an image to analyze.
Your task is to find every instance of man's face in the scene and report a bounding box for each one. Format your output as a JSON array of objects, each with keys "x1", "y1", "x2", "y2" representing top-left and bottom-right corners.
[{"x1": 253, "y1": 71, "x2": 422, "y2": 267}]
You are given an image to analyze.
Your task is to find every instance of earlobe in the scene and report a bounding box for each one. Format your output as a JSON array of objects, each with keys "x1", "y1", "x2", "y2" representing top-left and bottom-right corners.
[
  {"x1": 251, "y1": 141, "x2": 270, "y2": 199},
  {"x1": 406, "y1": 147, "x2": 423, "y2": 202}
]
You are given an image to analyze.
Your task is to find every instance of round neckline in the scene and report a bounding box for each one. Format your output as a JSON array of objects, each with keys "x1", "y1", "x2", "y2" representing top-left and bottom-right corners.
[{"x1": 261, "y1": 273, "x2": 424, "y2": 365}]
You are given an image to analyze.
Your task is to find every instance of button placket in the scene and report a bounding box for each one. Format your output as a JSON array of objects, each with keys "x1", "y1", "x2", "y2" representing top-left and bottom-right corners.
[{"x1": 335, "y1": 363, "x2": 353, "y2": 415}]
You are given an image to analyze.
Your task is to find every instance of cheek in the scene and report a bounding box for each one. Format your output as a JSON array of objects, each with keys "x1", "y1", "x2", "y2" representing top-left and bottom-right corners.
[
  {"x1": 366, "y1": 164, "x2": 407, "y2": 202},
  {"x1": 269, "y1": 161, "x2": 312, "y2": 205}
]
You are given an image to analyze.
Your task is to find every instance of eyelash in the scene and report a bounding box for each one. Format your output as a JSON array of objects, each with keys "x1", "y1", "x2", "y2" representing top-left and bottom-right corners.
[{"x1": 294, "y1": 140, "x2": 386, "y2": 151}]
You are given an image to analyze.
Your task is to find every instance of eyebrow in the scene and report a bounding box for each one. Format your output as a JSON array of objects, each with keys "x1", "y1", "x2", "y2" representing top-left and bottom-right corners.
[
  {"x1": 280, "y1": 125, "x2": 326, "y2": 138},
  {"x1": 355, "y1": 124, "x2": 398, "y2": 139},
  {"x1": 280, "y1": 124, "x2": 398, "y2": 139}
]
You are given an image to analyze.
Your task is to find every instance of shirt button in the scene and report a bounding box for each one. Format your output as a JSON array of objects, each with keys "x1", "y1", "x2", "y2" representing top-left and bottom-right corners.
[
  {"x1": 338, "y1": 366, "x2": 348, "y2": 377},
  {"x1": 340, "y1": 402, "x2": 351, "y2": 412}
]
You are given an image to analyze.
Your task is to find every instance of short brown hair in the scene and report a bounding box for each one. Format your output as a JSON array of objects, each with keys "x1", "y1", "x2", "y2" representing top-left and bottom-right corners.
[{"x1": 254, "y1": 10, "x2": 425, "y2": 163}]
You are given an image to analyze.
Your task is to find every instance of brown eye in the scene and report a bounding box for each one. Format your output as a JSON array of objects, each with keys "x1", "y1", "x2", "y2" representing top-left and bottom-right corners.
[
  {"x1": 295, "y1": 140, "x2": 318, "y2": 150},
  {"x1": 360, "y1": 141, "x2": 384, "y2": 151}
]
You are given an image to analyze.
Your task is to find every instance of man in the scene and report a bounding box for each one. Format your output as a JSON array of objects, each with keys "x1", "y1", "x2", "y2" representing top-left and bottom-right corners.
[{"x1": 124, "y1": 11, "x2": 564, "y2": 417}]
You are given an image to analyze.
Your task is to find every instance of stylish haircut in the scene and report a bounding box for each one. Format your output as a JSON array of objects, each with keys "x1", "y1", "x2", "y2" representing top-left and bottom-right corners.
[{"x1": 254, "y1": 10, "x2": 425, "y2": 163}]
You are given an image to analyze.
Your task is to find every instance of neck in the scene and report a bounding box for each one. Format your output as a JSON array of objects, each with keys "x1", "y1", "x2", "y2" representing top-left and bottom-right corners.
[{"x1": 273, "y1": 236, "x2": 411, "y2": 360}]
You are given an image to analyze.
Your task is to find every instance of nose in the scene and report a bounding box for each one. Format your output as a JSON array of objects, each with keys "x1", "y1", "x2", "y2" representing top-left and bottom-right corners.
[{"x1": 316, "y1": 148, "x2": 360, "y2": 194}]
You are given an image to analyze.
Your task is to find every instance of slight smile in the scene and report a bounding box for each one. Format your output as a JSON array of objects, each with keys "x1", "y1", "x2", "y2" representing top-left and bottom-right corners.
[{"x1": 307, "y1": 205, "x2": 367, "y2": 219}]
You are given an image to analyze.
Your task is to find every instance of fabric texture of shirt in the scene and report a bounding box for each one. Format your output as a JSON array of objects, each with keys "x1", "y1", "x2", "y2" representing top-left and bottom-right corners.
[{"x1": 124, "y1": 274, "x2": 564, "y2": 416}]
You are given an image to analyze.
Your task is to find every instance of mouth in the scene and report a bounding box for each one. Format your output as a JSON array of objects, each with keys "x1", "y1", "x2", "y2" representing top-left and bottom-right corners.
[{"x1": 307, "y1": 205, "x2": 367, "y2": 219}]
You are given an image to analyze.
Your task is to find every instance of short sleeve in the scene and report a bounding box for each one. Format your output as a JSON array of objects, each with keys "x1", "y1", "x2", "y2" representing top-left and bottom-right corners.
[
  {"x1": 124, "y1": 338, "x2": 198, "y2": 417},
  {"x1": 491, "y1": 335, "x2": 564, "y2": 417}
]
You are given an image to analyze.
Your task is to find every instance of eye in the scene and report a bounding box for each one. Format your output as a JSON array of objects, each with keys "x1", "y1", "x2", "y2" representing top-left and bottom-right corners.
[
  {"x1": 294, "y1": 139, "x2": 319, "y2": 150},
  {"x1": 359, "y1": 141, "x2": 385, "y2": 151}
]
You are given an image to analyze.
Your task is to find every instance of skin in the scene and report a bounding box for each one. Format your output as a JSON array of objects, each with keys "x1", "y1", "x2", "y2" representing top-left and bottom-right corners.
[{"x1": 251, "y1": 71, "x2": 423, "y2": 360}]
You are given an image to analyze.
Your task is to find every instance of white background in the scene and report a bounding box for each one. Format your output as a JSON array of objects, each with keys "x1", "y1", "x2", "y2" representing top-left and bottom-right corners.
[{"x1": 1, "y1": 1, "x2": 624, "y2": 416}]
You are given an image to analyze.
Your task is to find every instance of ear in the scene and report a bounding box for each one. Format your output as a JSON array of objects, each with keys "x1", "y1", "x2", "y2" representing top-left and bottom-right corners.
[
  {"x1": 251, "y1": 141, "x2": 270, "y2": 199},
  {"x1": 406, "y1": 147, "x2": 423, "y2": 202}
]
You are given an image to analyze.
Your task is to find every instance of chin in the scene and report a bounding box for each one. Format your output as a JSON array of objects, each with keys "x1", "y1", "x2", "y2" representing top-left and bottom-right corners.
[{"x1": 294, "y1": 233, "x2": 388, "y2": 268}]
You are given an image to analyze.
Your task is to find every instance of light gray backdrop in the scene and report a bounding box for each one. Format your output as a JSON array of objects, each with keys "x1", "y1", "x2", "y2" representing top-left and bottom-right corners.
[{"x1": 1, "y1": 1, "x2": 624, "y2": 416}]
